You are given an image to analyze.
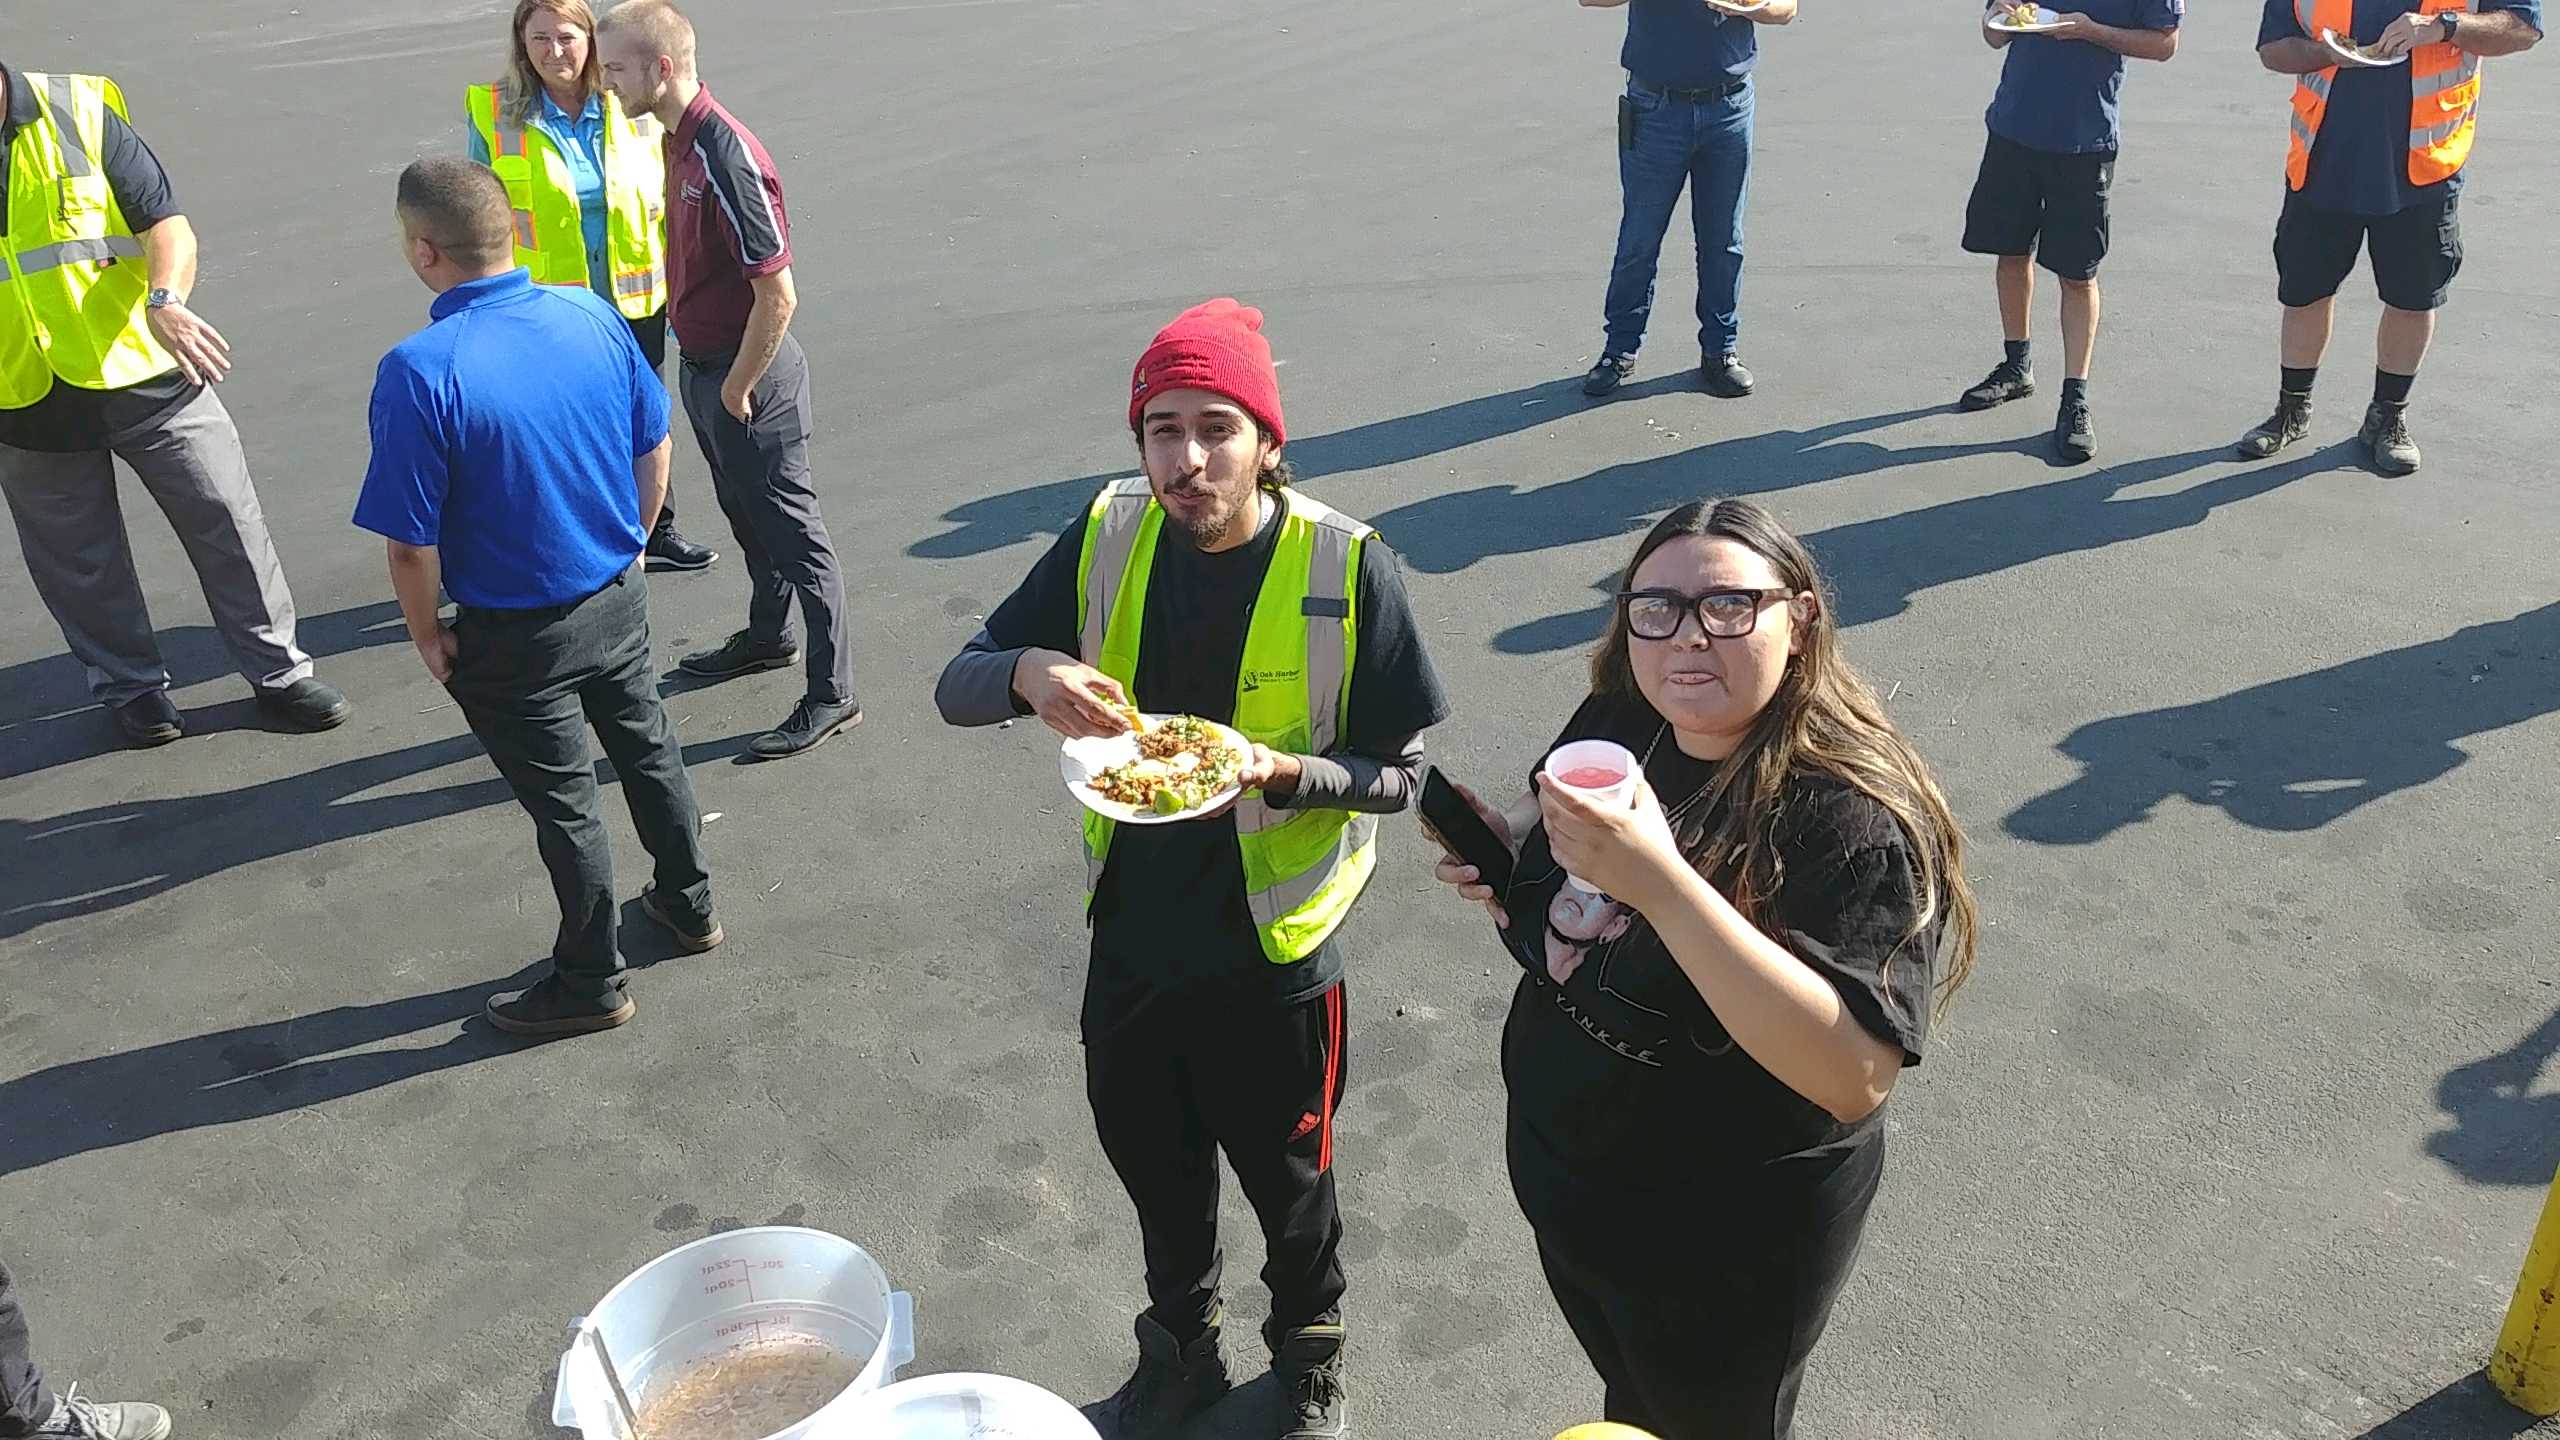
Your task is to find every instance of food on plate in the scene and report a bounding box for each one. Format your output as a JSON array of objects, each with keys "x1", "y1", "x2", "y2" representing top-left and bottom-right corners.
[
  {"x1": 1091, "y1": 715, "x2": 1243, "y2": 815},
  {"x1": 1999, "y1": 2, "x2": 2044, "y2": 25}
]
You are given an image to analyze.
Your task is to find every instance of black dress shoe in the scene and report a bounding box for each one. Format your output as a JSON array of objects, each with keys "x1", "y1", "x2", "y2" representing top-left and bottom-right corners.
[
  {"x1": 678, "y1": 631, "x2": 799, "y2": 679},
  {"x1": 109, "y1": 691, "x2": 184, "y2": 747},
  {"x1": 486, "y1": 976, "x2": 635, "y2": 1036},
  {"x1": 256, "y1": 677, "x2": 352, "y2": 731},
  {"x1": 646, "y1": 527, "x2": 719, "y2": 572},
  {"x1": 1581, "y1": 353, "x2": 1636, "y2": 398},
  {"x1": 1702, "y1": 352, "x2": 1755, "y2": 398},
  {"x1": 749, "y1": 697, "x2": 862, "y2": 759}
]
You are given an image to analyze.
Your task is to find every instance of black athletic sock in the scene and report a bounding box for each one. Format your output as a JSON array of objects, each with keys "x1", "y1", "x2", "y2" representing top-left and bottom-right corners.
[
  {"x1": 2061, "y1": 378, "x2": 2089, "y2": 403},
  {"x1": 2004, "y1": 338, "x2": 2031, "y2": 371},
  {"x1": 2280, "y1": 365, "x2": 2318, "y2": 399},
  {"x1": 2373, "y1": 368, "x2": 2416, "y2": 408}
]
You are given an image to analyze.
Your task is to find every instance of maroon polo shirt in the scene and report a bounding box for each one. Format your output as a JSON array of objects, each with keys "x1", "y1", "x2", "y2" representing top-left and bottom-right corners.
[{"x1": 663, "y1": 85, "x2": 793, "y2": 361}]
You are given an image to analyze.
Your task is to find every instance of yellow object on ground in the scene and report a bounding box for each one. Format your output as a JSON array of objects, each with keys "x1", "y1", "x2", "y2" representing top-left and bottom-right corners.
[
  {"x1": 2491, "y1": 1158, "x2": 2560, "y2": 1415},
  {"x1": 1555, "y1": 1427, "x2": 1660, "y2": 1440}
]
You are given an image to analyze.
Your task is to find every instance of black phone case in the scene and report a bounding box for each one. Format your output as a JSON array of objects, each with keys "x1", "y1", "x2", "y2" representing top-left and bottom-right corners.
[
  {"x1": 1420, "y1": 768, "x2": 1516, "y2": 893},
  {"x1": 1617, "y1": 94, "x2": 1636, "y2": 152}
]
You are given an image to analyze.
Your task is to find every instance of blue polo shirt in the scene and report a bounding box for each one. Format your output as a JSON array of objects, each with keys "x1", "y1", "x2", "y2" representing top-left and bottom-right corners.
[
  {"x1": 1987, "y1": 0, "x2": 2184, "y2": 155},
  {"x1": 1624, "y1": 0, "x2": 1758, "y2": 90},
  {"x1": 354, "y1": 269, "x2": 667, "y2": 609},
  {"x1": 2258, "y1": 0, "x2": 2542, "y2": 215},
  {"x1": 467, "y1": 89, "x2": 613, "y2": 302}
]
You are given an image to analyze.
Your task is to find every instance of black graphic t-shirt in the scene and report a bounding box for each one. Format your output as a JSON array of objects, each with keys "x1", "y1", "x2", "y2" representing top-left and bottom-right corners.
[{"x1": 1499, "y1": 693, "x2": 1940, "y2": 1233}]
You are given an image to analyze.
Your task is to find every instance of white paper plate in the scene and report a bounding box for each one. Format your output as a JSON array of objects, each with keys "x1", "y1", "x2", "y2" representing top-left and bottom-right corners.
[
  {"x1": 1059, "y1": 717, "x2": 1252, "y2": 826},
  {"x1": 2322, "y1": 28, "x2": 2407, "y2": 65},
  {"x1": 1706, "y1": 0, "x2": 1770, "y2": 15},
  {"x1": 1986, "y1": 5, "x2": 2067, "y2": 32}
]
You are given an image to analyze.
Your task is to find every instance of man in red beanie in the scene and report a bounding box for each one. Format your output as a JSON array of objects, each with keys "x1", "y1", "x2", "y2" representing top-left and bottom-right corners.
[{"x1": 938, "y1": 299, "x2": 1449, "y2": 1440}]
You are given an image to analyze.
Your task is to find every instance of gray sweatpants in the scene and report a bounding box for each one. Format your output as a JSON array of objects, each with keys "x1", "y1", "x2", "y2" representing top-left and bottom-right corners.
[{"x1": 0, "y1": 386, "x2": 313, "y2": 706}]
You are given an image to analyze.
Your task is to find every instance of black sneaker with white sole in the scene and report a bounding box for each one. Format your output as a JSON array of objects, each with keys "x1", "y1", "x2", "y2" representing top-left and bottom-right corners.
[
  {"x1": 1960, "y1": 361, "x2": 2035, "y2": 412},
  {"x1": 1581, "y1": 353, "x2": 1635, "y2": 398},
  {"x1": 2237, "y1": 394, "x2": 2313, "y2": 460},
  {"x1": 640, "y1": 883, "x2": 724, "y2": 952},
  {"x1": 2054, "y1": 395, "x2": 2097, "y2": 463},
  {"x1": 678, "y1": 630, "x2": 799, "y2": 679},
  {"x1": 646, "y1": 527, "x2": 719, "y2": 572},
  {"x1": 1275, "y1": 1325, "x2": 1348, "y2": 1440},
  {"x1": 485, "y1": 976, "x2": 635, "y2": 1036},
  {"x1": 2358, "y1": 401, "x2": 2421, "y2": 475}
]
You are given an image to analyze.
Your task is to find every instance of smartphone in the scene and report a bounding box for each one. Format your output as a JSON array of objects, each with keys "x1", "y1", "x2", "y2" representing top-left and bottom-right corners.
[{"x1": 1420, "y1": 766, "x2": 1515, "y2": 894}]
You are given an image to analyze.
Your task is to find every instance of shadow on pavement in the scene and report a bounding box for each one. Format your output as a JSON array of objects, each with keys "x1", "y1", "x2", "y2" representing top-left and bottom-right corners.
[
  {"x1": 0, "y1": 600, "x2": 411, "y2": 784},
  {"x1": 1489, "y1": 442, "x2": 2353, "y2": 654},
  {"x1": 904, "y1": 374, "x2": 1700, "y2": 561},
  {"x1": 2352, "y1": 1370, "x2": 2545, "y2": 1438},
  {"x1": 0, "y1": 898, "x2": 711, "y2": 1180},
  {"x1": 2427, "y1": 999, "x2": 2560, "y2": 1188},
  {"x1": 2007, "y1": 596, "x2": 2560, "y2": 845}
]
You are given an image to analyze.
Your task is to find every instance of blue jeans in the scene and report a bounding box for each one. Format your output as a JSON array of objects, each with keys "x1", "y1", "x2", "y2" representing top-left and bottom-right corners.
[{"x1": 1602, "y1": 77, "x2": 1755, "y2": 359}]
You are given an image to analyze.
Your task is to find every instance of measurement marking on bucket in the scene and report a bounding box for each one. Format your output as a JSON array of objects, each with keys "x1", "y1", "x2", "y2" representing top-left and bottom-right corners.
[{"x1": 698, "y1": 1256, "x2": 787, "y2": 1305}]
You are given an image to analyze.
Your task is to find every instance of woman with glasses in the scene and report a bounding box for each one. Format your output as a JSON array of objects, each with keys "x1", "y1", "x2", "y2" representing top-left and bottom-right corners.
[{"x1": 1433, "y1": 498, "x2": 1979, "y2": 1440}]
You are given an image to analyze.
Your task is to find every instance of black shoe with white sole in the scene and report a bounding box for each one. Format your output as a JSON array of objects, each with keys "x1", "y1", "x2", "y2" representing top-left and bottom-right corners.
[
  {"x1": 646, "y1": 527, "x2": 719, "y2": 572},
  {"x1": 1960, "y1": 361, "x2": 2035, "y2": 412},
  {"x1": 485, "y1": 976, "x2": 635, "y2": 1036}
]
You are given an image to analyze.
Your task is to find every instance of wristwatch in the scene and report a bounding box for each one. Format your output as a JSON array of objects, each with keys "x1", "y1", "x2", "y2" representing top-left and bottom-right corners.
[
  {"x1": 2437, "y1": 11, "x2": 2459, "y2": 42},
  {"x1": 145, "y1": 287, "x2": 179, "y2": 310}
]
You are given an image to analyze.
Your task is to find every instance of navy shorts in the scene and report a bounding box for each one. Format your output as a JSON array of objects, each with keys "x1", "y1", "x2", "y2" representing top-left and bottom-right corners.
[
  {"x1": 2273, "y1": 188, "x2": 2463, "y2": 312},
  {"x1": 1962, "y1": 132, "x2": 2114, "y2": 282}
]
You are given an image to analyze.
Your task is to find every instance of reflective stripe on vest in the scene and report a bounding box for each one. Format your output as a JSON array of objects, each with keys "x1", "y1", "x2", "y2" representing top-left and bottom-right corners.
[
  {"x1": 465, "y1": 85, "x2": 668, "y2": 320},
  {"x1": 0, "y1": 73, "x2": 181, "y2": 408},
  {"x1": 1073, "y1": 479, "x2": 1379, "y2": 964},
  {"x1": 2287, "y1": 0, "x2": 2481, "y2": 191}
]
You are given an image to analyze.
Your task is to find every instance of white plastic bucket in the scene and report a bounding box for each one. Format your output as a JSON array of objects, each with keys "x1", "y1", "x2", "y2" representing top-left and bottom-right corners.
[
  {"x1": 551, "y1": 1225, "x2": 914, "y2": 1440},
  {"x1": 834, "y1": 1373, "x2": 1103, "y2": 1439}
]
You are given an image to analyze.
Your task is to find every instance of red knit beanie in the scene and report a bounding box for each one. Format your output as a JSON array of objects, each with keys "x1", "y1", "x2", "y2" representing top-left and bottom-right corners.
[{"x1": 1127, "y1": 298, "x2": 1285, "y2": 446}]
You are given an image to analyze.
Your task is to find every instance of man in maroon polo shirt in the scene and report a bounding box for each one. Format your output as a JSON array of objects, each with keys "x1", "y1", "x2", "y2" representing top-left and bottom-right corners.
[{"x1": 598, "y1": 0, "x2": 859, "y2": 759}]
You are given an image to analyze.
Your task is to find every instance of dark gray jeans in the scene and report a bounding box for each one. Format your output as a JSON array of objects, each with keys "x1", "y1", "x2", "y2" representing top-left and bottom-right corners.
[
  {"x1": 0, "y1": 1258, "x2": 51, "y2": 1437},
  {"x1": 446, "y1": 565, "x2": 712, "y2": 999},
  {"x1": 678, "y1": 334, "x2": 854, "y2": 706}
]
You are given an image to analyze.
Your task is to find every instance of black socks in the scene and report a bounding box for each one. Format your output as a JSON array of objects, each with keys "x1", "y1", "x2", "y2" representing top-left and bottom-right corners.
[
  {"x1": 2280, "y1": 365, "x2": 2318, "y2": 399},
  {"x1": 2004, "y1": 338, "x2": 2031, "y2": 371},
  {"x1": 2061, "y1": 377, "x2": 2089, "y2": 403},
  {"x1": 2373, "y1": 368, "x2": 2416, "y2": 408}
]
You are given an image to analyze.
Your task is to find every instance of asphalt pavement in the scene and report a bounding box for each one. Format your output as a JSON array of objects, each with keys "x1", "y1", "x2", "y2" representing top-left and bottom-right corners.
[{"x1": 3, "y1": 2, "x2": 2558, "y2": 1437}]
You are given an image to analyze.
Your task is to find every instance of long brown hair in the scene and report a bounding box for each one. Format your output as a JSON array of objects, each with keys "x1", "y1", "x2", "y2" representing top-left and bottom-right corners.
[
  {"x1": 496, "y1": 0, "x2": 602, "y2": 126},
  {"x1": 1591, "y1": 499, "x2": 1980, "y2": 1005}
]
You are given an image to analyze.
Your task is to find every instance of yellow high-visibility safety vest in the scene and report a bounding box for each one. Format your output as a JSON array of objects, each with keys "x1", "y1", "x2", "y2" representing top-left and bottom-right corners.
[
  {"x1": 465, "y1": 84, "x2": 667, "y2": 320},
  {"x1": 1073, "y1": 478, "x2": 1379, "y2": 964},
  {"x1": 0, "y1": 73, "x2": 181, "y2": 410}
]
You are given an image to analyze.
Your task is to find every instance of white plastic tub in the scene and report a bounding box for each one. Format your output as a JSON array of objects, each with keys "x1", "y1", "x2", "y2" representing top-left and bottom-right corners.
[
  {"x1": 833, "y1": 1373, "x2": 1103, "y2": 1438},
  {"x1": 550, "y1": 1225, "x2": 913, "y2": 1440}
]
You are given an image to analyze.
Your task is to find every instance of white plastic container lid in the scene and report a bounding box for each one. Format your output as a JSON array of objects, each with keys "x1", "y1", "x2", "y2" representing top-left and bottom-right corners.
[{"x1": 828, "y1": 1372, "x2": 1102, "y2": 1439}]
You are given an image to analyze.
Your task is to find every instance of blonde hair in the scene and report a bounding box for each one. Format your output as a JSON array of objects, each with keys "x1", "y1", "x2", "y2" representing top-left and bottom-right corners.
[
  {"x1": 598, "y1": 0, "x2": 699, "y2": 78},
  {"x1": 497, "y1": 0, "x2": 602, "y2": 126},
  {"x1": 1590, "y1": 499, "x2": 1981, "y2": 1008}
]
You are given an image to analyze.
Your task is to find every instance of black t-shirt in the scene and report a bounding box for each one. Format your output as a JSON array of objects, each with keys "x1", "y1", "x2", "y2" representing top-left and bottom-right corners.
[
  {"x1": 0, "y1": 67, "x2": 199, "y2": 452},
  {"x1": 978, "y1": 491, "x2": 1450, "y2": 1023},
  {"x1": 1498, "y1": 693, "x2": 1939, "y2": 1238}
]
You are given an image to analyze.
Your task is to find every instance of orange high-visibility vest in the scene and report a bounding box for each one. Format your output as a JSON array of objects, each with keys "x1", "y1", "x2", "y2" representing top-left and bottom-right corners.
[{"x1": 2286, "y1": 0, "x2": 2482, "y2": 192}]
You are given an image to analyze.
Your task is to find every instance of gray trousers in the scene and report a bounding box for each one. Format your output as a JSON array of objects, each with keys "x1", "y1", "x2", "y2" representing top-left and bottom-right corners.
[
  {"x1": 0, "y1": 1258, "x2": 50, "y2": 1437},
  {"x1": 677, "y1": 334, "x2": 853, "y2": 706},
  {"x1": 0, "y1": 386, "x2": 312, "y2": 706}
]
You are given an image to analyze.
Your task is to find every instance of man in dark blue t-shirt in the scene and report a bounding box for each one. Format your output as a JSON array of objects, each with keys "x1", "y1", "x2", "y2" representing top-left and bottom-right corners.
[
  {"x1": 1578, "y1": 0, "x2": 1798, "y2": 402},
  {"x1": 2240, "y1": 0, "x2": 2540, "y2": 474},
  {"x1": 1957, "y1": 0, "x2": 2181, "y2": 463},
  {"x1": 355, "y1": 158, "x2": 721, "y2": 1037}
]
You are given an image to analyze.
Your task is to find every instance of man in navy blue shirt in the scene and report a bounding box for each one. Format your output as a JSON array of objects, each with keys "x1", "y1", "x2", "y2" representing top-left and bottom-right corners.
[
  {"x1": 1958, "y1": 0, "x2": 2181, "y2": 463},
  {"x1": 355, "y1": 157, "x2": 721, "y2": 1037},
  {"x1": 1578, "y1": 0, "x2": 1796, "y2": 402},
  {"x1": 2241, "y1": 0, "x2": 2540, "y2": 474}
]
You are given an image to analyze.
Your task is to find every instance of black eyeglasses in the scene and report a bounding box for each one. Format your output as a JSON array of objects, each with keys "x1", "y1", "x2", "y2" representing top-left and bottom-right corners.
[{"x1": 1616, "y1": 587, "x2": 1796, "y2": 641}]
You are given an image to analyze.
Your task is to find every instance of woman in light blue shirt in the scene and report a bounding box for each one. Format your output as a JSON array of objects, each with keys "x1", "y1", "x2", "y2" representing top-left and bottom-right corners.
[{"x1": 468, "y1": 0, "x2": 715, "y2": 571}]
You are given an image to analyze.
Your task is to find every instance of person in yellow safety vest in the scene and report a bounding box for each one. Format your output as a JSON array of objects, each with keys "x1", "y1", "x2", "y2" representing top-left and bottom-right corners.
[
  {"x1": 936, "y1": 299, "x2": 1450, "y2": 1440},
  {"x1": 2238, "y1": 0, "x2": 2541, "y2": 475},
  {"x1": 466, "y1": 0, "x2": 716, "y2": 573},
  {"x1": 0, "y1": 61, "x2": 350, "y2": 750}
]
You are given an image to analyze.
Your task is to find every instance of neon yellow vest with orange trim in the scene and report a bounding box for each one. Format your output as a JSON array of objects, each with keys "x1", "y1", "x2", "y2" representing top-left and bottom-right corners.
[{"x1": 466, "y1": 84, "x2": 667, "y2": 319}]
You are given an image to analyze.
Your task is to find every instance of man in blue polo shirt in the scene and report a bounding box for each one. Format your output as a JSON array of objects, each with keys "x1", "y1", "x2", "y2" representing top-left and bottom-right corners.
[
  {"x1": 355, "y1": 156, "x2": 721, "y2": 1037},
  {"x1": 2240, "y1": 0, "x2": 2540, "y2": 474},
  {"x1": 1957, "y1": 0, "x2": 2181, "y2": 463},
  {"x1": 1578, "y1": 0, "x2": 1796, "y2": 402}
]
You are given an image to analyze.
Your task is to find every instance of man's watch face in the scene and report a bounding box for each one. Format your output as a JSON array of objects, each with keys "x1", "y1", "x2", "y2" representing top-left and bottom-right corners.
[{"x1": 146, "y1": 288, "x2": 176, "y2": 308}]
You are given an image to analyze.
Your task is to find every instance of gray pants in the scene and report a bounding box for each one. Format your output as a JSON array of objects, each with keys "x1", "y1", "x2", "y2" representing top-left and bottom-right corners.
[
  {"x1": 0, "y1": 1257, "x2": 51, "y2": 1437},
  {"x1": 678, "y1": 334, "x2": 853, "y2": 706},
  {"x1": 0, "y1": 386, "x2": 312, "y2": 706}
]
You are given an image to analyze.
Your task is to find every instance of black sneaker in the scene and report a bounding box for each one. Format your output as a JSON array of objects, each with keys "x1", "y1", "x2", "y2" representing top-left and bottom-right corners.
[
  {"x1": 1275, "y1": 1324, "x2": 1347, "y2": 1440},
  {"x1": 646, "y1": 527, "x2": 719, "y2": 572},
  {"x1": 485, "y1": 976, "x2": 635, "y2": 1036},
  {"x1": 1702, "y1": 352, "x2": 1755, "y2": 398},
  {"x1": 1581, "y1": 353, "x2": 1636, "y2": 398},
  {"x1": 748, "y1": 697, "x2": 862, "y2": 760},
  {"x1": 2237, "y1": 394, "x2": 2313, "y2": 460},
  {"x1": 678, "y1": 631, "x2": 799, "y2": 679},
  {"x1": 108, "y1": 691, "x2": 183, "y2": 747},
  {"x1": 2358, "y1": 401, "x2": 2422, "y2": 476},
  {"x1": 2054, "y1": 394, "x2": 2097, "y2": 463},
  {"x1": 1960, "y1": 361, "x2": 2035, "y2": 412},
  {"x1": 640, "y1": 883, "x2": 724, "y2": 952},
  {"x1": 1080, "y1": 1314, "x2": 1231, "y2": 1440},
  {"x1": 255, "y1": 676, "x2": 352, "y2": 731}
]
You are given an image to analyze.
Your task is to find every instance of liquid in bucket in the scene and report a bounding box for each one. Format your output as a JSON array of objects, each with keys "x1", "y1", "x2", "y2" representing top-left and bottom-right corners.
[{"x1": 633, "y1": 1333, "x2": 862, "y2": 1440}]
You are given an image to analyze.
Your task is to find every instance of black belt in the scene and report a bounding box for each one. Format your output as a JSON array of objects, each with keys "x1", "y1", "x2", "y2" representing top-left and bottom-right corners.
[
  {"x1": 1632, "y1": 77, "x2": 1749, "y2": 103},
  {"x1": 455, "y1": 566, "x2": 634, "y2": 625}
]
